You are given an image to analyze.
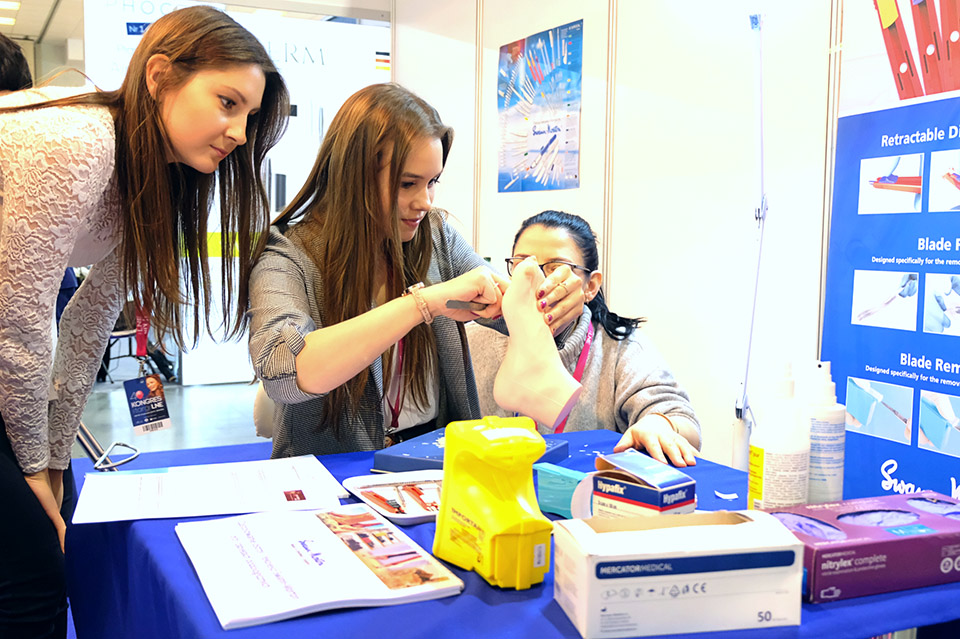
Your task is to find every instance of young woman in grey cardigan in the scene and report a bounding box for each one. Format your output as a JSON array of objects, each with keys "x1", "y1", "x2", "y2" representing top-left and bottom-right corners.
[
  {"x1": 467, "y1": 211, "x2": 701, "y2": 467},
  {"x1": 248, "y1": 85, "x2": 585, "y2": 456}
]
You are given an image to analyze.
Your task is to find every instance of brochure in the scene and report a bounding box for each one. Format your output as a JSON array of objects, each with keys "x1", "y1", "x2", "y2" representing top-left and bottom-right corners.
[
  {"x1": 342, "y1": 470, "x2": 443, "y2": 525},
  {"x1": 176, "y1": 503, "x2": 464, "y2": 629}
]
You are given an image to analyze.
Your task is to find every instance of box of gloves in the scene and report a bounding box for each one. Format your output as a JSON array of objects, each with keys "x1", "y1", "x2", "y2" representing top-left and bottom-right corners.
[
  {"x1": 764, "y1": 490, "x2": 960, "y2": 602},
  {"x1": 553, "y1": 510, "x2": 803, "y2": 638}
]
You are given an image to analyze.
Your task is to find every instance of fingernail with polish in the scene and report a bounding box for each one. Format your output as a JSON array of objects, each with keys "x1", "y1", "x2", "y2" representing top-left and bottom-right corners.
[
  {"x1": 547, "y1": 314, "x2": 553, "y2": 322},
  {"x1": 540, "y1": 300, "x2": 547, "y2": 309},
  {"x1": 537, "y1": 290, "x2": 545, "y2": 299}
]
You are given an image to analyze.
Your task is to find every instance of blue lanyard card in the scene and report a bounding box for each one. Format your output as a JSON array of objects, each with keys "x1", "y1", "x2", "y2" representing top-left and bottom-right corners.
[{"x1": 123, "y1": 375, "x2": 172, "y2": 435}]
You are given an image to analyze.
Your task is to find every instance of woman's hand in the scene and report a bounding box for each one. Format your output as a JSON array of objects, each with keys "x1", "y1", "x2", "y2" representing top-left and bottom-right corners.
[
  {"x1": 423, "y1": 267, "x2": 509, "y2": 322},
  {"x1": 613, "y1": 414, "x2": 699, "y2": 467},
  {"x1": 24, "y1": 469, "x2": 67, "y2": 552},
  {"x1": 536, "y1": 264, "x2": 586, "y2": 335}
]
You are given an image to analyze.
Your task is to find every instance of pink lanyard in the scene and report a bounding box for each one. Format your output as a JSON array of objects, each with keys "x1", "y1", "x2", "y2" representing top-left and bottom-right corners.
[
  {"x1": 554, "y1": 322, "x2": 594, "y2": 434},
  {"x1": 134, "y1": 309, "x2": 150, "y2": 358},
  {"x1": 387, "y1": 339, "x2": 406, "y2": 431}
]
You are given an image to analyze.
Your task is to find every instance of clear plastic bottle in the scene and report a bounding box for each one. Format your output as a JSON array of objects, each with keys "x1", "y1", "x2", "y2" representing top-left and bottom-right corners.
[
  {"x1": 748, "y1": 364, "x2": 810, "y2": 509},
  {"x1": 806, "y1": 362, "x2": 845, "y2": 503}
]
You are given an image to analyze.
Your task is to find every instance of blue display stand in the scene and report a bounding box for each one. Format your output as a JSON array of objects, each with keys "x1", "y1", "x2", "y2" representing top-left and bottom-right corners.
[{"x1": 822, "y1": 95, "x2": 960, "y2": 500}]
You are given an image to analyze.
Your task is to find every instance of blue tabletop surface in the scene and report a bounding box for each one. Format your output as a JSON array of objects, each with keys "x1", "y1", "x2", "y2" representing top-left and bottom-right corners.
[{"x1": 66, "y1": 430, "x2": 960, "y2": 638}]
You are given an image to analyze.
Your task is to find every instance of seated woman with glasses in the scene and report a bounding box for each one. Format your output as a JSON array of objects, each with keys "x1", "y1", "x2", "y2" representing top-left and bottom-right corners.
[{"x1": 466, "y1": 210, "x2": 701, "y2": 466}]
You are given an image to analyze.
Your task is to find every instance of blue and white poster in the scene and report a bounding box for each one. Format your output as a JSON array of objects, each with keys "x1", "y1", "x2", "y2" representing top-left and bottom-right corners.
[
  {"x1": 822, "y1": 0, "x2": 960, "y2": 500},
  {"x1": 497, "y1": 20, "x2": 582, "y2": 192}
]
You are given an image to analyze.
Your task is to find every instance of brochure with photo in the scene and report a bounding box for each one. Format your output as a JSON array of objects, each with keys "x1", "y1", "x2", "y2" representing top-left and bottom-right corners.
[
  {"x1": 176, "y1": 503, "x2": 463, "y2": 629},
  {"x1": 342, "y1": 470, "x2": 443, "y2": 525}
]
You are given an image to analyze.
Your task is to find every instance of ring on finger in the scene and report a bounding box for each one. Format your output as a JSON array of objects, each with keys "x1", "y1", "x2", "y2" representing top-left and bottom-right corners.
[{"x1": 557, "y1": 281, "x2": 569, "y2": 296}]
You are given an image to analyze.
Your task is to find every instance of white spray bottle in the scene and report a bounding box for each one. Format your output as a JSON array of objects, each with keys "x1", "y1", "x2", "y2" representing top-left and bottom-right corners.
[
  {"x1": 807, "y1": 361, "x2": 846, "y2": 503},
  {"x1": 748, "y1": 364, "x2": 810, "y2": 509}
]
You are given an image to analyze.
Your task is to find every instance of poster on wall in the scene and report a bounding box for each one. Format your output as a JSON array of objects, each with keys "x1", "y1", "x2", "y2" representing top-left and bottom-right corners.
[
  {"x1": 496, "y1": 19, "x2": 583, "y2": 193},
  {"x1": 821, "y1": 0, "x2": 960, "y2": 500}
]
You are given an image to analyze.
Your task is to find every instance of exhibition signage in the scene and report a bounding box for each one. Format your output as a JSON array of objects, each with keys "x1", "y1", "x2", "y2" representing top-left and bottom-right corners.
[{"x1": 821, "y1": 0, "x2": 960, "y2": 499}]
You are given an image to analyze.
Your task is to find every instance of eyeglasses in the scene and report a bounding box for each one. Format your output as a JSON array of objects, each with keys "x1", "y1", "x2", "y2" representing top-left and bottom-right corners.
[{"x1": 504, "y1": 257, "x2": 592, "y2": 277}]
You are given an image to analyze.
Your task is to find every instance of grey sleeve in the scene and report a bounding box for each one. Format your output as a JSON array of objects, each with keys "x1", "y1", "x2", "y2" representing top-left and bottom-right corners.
[
  {"x1": 613, "y1": 331, "x2": 701, "y2": 437},
  {"x1": 247, "y1": 228, "x2": 324, "y2": 405}
]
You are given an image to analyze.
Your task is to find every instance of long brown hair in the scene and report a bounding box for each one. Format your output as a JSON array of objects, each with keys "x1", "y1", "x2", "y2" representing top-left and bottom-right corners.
[
  {"x1": 275, "y1": 83, "x2": 453, "y2": 435},
  {"x1": 0, "y1": 6, "x2": 289, "y2": 346}
]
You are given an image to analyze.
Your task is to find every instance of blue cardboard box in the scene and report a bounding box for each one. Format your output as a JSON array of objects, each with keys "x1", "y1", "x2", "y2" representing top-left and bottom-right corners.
[{"x1": 374, "y1": 428, "x2": 569, "y2": 472}]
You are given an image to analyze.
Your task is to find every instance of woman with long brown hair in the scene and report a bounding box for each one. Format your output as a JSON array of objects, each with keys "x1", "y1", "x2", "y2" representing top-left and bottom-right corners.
[
  {"x1": 0, "y1": 7, "x2": 288, "y2": 637},
  {"x1": 248, "y1": 83, "x2": 584, "y2": 457}
]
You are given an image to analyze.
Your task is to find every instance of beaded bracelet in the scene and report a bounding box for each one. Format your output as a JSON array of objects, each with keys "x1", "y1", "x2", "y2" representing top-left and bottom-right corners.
[{"x1": 405, "y1": 282, "x2": 433, "y2": 325}]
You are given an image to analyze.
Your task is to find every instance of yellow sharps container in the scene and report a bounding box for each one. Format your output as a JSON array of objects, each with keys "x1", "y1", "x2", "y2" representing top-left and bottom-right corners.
[{"x1": 432, "y1": 416, "x2": 553, "y2": 589}]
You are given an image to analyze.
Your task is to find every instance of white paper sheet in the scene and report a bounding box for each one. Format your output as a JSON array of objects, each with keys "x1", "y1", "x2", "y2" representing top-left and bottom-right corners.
[{"x1": 72, "y1": 455, "x2": 347, "y2": 524}]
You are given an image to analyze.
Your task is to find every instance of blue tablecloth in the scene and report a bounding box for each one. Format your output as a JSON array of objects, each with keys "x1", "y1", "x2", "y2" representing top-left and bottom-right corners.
[{"x1": 66, "y1": 431, "x2": 960, "y2": 638}]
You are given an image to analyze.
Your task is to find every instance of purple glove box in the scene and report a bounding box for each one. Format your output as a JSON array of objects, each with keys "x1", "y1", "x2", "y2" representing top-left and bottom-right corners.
[{"x1": 765, "y1": 491, "x2": 960, "y2": 603}]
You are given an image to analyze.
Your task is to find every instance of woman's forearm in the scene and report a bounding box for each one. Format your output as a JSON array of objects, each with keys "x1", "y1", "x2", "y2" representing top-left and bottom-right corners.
[{"x1": 294, "y1": 295, "x2": 423, "y2": 394}]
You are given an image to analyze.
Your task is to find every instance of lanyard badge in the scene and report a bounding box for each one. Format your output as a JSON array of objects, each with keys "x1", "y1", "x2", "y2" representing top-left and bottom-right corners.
[{"x1": 123, "y1": 308, "x2": 172, "y2": 436}]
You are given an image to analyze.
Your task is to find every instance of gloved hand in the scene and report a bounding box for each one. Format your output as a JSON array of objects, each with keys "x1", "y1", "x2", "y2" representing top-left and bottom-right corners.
[
  {"x1": 925, "y1": 393, "x2": 960, "y2": 429},
  {"x1": 899, "y1": 273, "x2": 918, "y2": 297},
  {"x1": 924, "y1": 291, "x2": 952, "y2": 333}
]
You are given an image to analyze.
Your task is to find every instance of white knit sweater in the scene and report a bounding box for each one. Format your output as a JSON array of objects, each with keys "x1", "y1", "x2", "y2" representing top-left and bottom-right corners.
[{"x1": 0, "y1": 87, "x2": 125, "y2": 473}]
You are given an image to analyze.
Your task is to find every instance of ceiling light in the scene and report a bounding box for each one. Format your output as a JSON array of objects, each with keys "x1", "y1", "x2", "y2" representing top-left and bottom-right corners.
[
  {"x1": 0, "y1": 2, "x2": 21, "y2": 11},
  {"x1": 0, "y1": 17, "x2": 16, "y2": 26}
]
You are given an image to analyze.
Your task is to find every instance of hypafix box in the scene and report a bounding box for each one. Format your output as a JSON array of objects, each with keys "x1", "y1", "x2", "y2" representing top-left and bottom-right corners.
[
  {"x1": 766, "y1": 490, "x2": 960, "y2": 603},
  {"x1": 583, "y1": 449, "x2": 696, "y2": 518},
  {"x1": 553, "y1": 510, "x2": 803, "y2": 638}
]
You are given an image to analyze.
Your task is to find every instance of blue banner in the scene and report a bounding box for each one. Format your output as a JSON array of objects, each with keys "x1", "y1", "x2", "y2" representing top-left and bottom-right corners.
[{"x1": 822, "y1": 96, "x2": 960, "y2": 500}]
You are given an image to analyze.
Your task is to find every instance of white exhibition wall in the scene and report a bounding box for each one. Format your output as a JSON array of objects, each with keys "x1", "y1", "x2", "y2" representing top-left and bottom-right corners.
[
  {"x1": 610, "y1": 3, "x2": 831, "y2": 466},
  {"x1": 393, "y1": 0, "x2": 833, "y2": 465},
  {"x1": 394, "y1": 1, "x2": 478, "y2": 241}
]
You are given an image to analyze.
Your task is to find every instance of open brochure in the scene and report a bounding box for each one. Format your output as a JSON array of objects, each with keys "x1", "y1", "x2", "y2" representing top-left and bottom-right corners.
[{"x1": 176, "y1": 503, "x2": 464, "y2": 629}]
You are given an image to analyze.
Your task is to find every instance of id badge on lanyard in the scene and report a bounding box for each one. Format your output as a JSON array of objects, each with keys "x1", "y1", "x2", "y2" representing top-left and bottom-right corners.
[{"x1": 122, "y1": 309, "x2": 172, "y2": 436}]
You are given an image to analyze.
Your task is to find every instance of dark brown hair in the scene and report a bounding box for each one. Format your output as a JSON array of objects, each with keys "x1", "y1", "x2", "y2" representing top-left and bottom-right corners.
[
  {"x1": 276, "y1": 83, "x2": 453, "y2": 435},
  {"x1": 0, "y1": 6, "x2": 289, "y2": 346},
  {"x1": 515, "y1": 210, "x2": 643, "y2": 340},
  {"x1": 0, "y1": 34, "x2": 32, "y2": 91}
]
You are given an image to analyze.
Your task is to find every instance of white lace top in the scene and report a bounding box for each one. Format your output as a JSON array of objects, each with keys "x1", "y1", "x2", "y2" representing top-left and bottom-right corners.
[{"x1": 0, "y1": 87, "x2": 125, "y2": 474}]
